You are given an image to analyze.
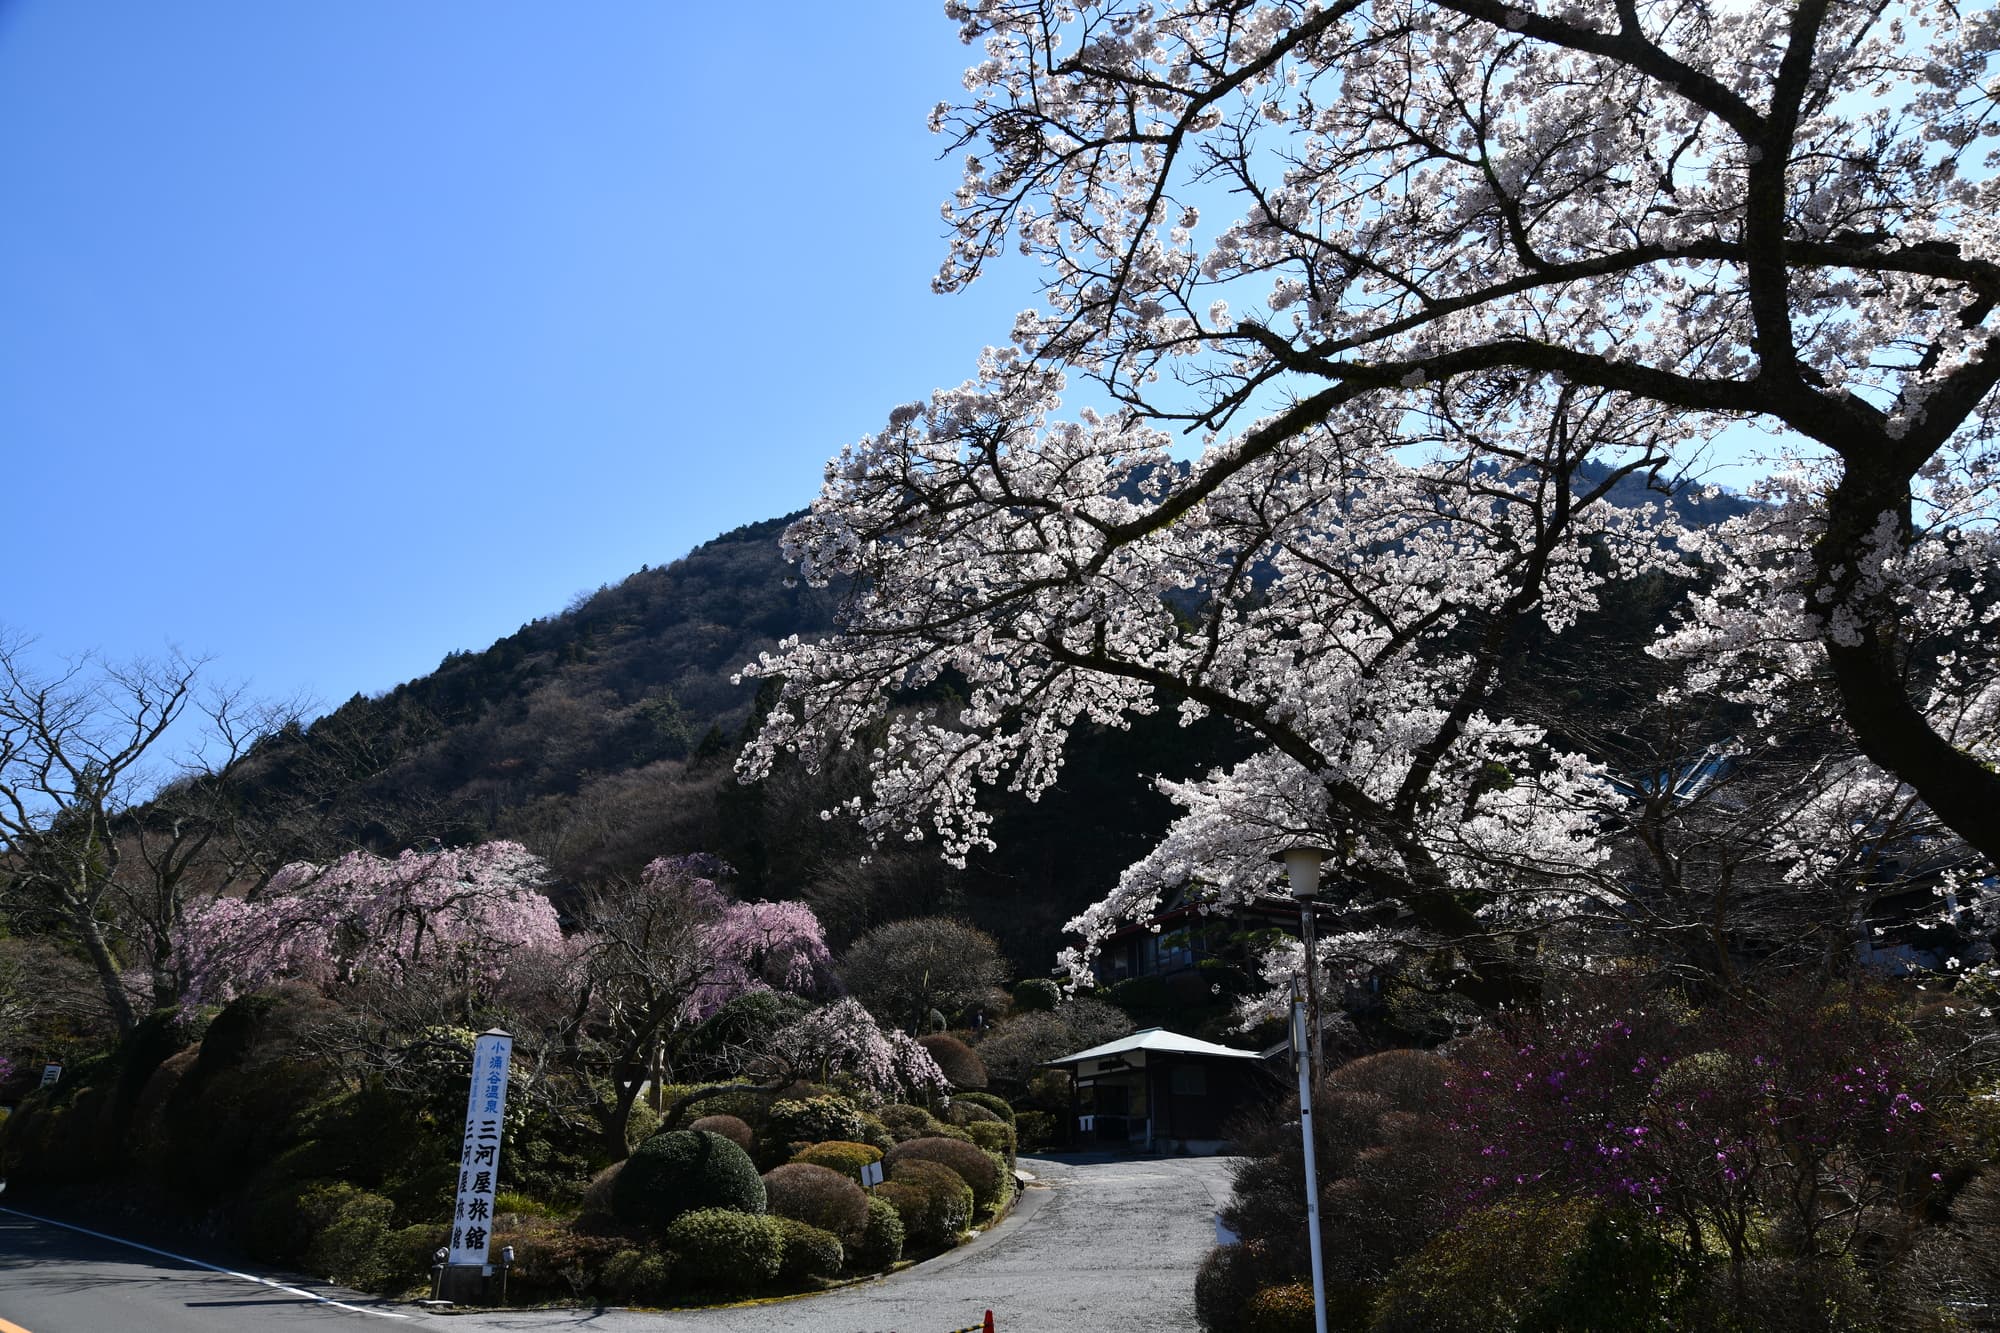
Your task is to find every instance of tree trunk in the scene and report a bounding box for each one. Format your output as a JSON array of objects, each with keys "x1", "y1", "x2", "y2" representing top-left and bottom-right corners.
[{"x1": 72, "y1": 904, "x2": 135, "y2": 1037}]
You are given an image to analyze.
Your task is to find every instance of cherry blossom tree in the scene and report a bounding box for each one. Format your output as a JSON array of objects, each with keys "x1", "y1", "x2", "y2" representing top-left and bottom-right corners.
[
  {"x1": 565, "y1": 854, "x2": 837, "y2": 1154},
  {"x1": 743, "y1": 0, "x2": 2000, "y2": 990},
  {"x1": 171, "y1": 840, "x2": 565, "y2": 1011}
]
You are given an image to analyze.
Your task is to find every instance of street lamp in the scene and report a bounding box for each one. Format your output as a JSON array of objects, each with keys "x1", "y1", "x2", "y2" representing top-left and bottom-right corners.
[{"x1": 1274, "y1": 843, "x2": 1331, "y2": 1333}]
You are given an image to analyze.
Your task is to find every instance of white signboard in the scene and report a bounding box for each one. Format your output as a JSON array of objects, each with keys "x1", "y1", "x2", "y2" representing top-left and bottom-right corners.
[
  {"x1": 39, "y1": 1064, "x2": 61, "y2": 1088},
  {"x1": 860, "y1": 1160, "x2": 884, "y2": 1188},
  {"x1": 448, "y1": 1030, "x2": 513, "y2": 1267}
]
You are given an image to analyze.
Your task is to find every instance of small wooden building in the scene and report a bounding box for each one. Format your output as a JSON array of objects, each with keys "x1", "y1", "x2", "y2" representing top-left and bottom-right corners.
[{"x1": 1045, "y1": 1027, "x2": 1270, "y2": 1155}]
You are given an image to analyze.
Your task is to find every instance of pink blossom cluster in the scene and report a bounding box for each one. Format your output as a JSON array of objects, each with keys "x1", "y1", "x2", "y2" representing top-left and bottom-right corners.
[
  {"x1": 172, "y1": 841, "x2": 564, "y2": 1007},
  {"x1": 769, "y1": 997, "x2": 950, "y2": 1104}
]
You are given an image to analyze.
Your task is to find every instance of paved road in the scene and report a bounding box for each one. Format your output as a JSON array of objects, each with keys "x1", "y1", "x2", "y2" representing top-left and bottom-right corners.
[
  {"x1": 0, "y1": 1207, "x2": 435, "y2": 1332},
  {"x1": 0, "y1": 1154, "x2": 1234, "y2": 1333},
  {"x1": 448, "y1": 1153, "x2": 1236, "y2": 1333}
]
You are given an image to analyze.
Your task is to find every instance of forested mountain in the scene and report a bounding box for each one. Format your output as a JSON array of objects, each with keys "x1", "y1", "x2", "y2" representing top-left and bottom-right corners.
[{"x1": 239, "y1": 472, "x2": 1750, "y2": 973}]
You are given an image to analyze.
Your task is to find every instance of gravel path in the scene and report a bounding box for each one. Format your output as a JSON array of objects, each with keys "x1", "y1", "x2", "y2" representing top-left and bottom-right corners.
[{"x1": 444, "y1": 1153, "x2": 1236, "y2": 1333}]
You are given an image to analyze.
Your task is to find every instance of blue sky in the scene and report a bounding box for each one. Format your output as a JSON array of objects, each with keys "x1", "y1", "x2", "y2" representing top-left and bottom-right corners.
[{"x1": 1, "y1": 3, "x2": 1032, "y2": 711}]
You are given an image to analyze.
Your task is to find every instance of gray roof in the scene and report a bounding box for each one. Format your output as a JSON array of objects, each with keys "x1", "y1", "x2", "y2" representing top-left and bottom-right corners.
[{"x1": 1044, "y1": 1026, "x2": 1264, "y2": 1067}]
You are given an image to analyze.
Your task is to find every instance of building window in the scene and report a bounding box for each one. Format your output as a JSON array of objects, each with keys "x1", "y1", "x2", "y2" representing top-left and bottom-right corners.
[{"x1": 1171, "y1": 1066, "x2": 1206, "y2": 1096}]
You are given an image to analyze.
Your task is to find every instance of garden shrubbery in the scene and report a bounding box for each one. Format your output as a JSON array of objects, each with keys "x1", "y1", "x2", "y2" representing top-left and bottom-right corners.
[
  {"x1": 764, "y1": 1095, "x2": 866, "y2": 1153},
  {"x1": 662, "y1": 1208, "x2": 786, "y2": 1294},
  {"x1": 880, "y1": 1157, "x2": 973, "y2": 1250},
  {"x1": 687, "y1": 1113, "x2": 753, "y2": 1152},
  {"x1": 885, "y1": 1136, "x2": 1006, "y2": 1212},
  {"x1": 762, "y1": 1162, "x2": 869, "y2": 1242},
  {"x1": 788, "y1": 1139, "x2": 882, "y2": 1181},
  {"x1": 773, "y1": 1216, "x2": 845, "y2": 1282},
  {"x1": 851, "y1": 1193, "x2": 905, "y2": 1272},
  {"x1": 612, "y1": 1130, "x2": 765, "y2": 1231},
  {"x1": 953, "y1": 1091, "x2": 1015, "y2": 1122},
  {"x1": 917, "y1": 1034, "x2": 988, "y2": 1089}
]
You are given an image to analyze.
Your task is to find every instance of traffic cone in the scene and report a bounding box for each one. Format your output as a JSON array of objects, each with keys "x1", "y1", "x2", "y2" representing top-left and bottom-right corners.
[{"x1": 983, "y1": 1313, "x2": 995, "y2": 1333}]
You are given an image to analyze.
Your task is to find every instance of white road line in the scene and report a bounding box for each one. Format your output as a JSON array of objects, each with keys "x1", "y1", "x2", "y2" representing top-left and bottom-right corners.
[{"x1": 0, "y1": 1206, "x2": 412, "y2": 1321}]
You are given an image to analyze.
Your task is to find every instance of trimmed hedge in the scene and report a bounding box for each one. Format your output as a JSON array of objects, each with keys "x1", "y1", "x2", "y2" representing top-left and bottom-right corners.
[
  {"x1": 1243, "y1": 1282, "x2": 1318, "y2": 1333},
  {"x1": 1015, "y1": 1110, "x2": 1056, "y2": 1152},
  {"x1": 1196, "y1": 1244, "x2": 1266, "y2": 1333},
  {"x1": 917, "y1": 1034, "x2": 988, "y2": 1089},
  {"x1": 613, "y1": 1130, "x2": 765, "y2": 1231},
  {"x1": 763, "y1": 1162, "x2": 870, "y2": 1243},
  {"x1": 948, "y1": 1100, "x2": 1003, "y2": 1126},
  {"x1": 967, "y1": 1120, "x2": 1017, "y2": 1164},
  {"x1": 766, "y1": 1096, "x2": 866, "y2": 1148},
  {"x1": 789, "y1": 1139, "x2": 882, "y2": 1182},
  {"x1": 663, "y1": 1208, "x2": 786, "y2": 1294},
  {"x1": 851, "y1": 1193, "x2": 905, "y2": 1272},
  {"x1": 881, "y1": 1158, "x2": 973, "y2": 1250},
  {"x1": 1011, "y1": 978, "x2": 1062, "y2": 1013},
  {"x1": 601, "y1": 1248, "x2": 674, "y2": 1304},
  {"x1": 953, "y1": 1091, "x2": 1016, "y2": 1123},
  {"x1": 877, "y1": 1103, "x2": 949, "y2": 1142},
  {"x1": 773, "y1": 1216, "x2": 845, "y2": 1282},
  {"x1": 885, "y1": 1136, "x2": 1006, "y2": 1212},
  {"x1": 688, "y1": 1113, "x2": 753, "y2": 1152}
]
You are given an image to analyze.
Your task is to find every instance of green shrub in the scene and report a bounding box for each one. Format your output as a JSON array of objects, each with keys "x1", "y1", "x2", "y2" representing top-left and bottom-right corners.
[
  {"x1": 1196, "y1": 1243, "x2": 1267, "y2": 1333},
  {"x1": 1011, "y1": 979, "x2": 1062, "y2": 1013},
  {"x1": 1374, "y1": 1197, "x2": 1671, "y2": 1333},
  {"x1": 600, "y1": 1247, "x2": 673, "y2": 1303},
  {"x1": 967, "y1": 1120, "x2": 1017, "y2": 1164},
  {"x1": 948, "y1": 1099, "x2": 1002, "y2": 1126},
  {"x1": 663, "y1": 1208, "x2": 786, "y2": 1293},
  {"x1": 773, "y1": 1216, "x2": 845, "y2": 1283},
  {"x1": 688, "y1": 1113, "x2": 753, "y2": 1152},
  {"x1": 1015, "y1": 1110, "x2": 1056, "y2": 1152},
  {"x1": 1243, "y1": 1282, "x2": 1318, "y2": 1333},
  {"x1": 789, "y1": 1140, "x2": 882, "y2": 1182},
  {"x1": 954, "y1": 1091, "x2": 1016, "y2": 1123},
  {"x1": 578, "y1": 1162, "x2": 623, "y2": 1220},
  {"x1": 612, "y1": 1130, "x2": 765, "y2": 1231},
  {"x1": 878, "y1": 1103, "x2": 948, "y2": 1142},
  {"x1": 681, "y1": 991, "x2": 812, "y2": 1081},
  {"x1": 308, "y1": 1213, "x2": 401, "y2": 1292},
  {"x1": 763, "y1": 1162, "x2": 870, "y2": 1242},
  {"x1": 493, "y1": 1221, "x2": 629, "y2": 1304},
  {"x1": 851, "y1": 1194, "x2": 905, "y2": 1272},
  {"x1": 918, "y1": 1034, "x2": 988, "y2": 1090},
  {"x1": 854, "y1": 1112, "x2": 897, "y2": 1154},
  {"x1": 766, "y1": 1095, "x2": 866, "y2": 1148},
  {"x1": 492, "y1": 1191, "x2": 550, "y2": 1219},
  {"x1": 672, "y1": 1083, "x2": 771, "y2": 1131},
  {"x1": 882, "y1": 1158, "x2": 973, "y2": 1249},
  {"x1": 885, "y1": 1136, "x2": 1006, "y2": 1212},
  {"x1": 241, "y1": 1179, "x2": 383, "y2": 1267}
]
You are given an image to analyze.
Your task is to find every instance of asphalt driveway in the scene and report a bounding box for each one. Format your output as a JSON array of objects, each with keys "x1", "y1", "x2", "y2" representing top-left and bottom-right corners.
[{"x1": 448, "y1": 1152, "x2": 1237, "y2": 1333}]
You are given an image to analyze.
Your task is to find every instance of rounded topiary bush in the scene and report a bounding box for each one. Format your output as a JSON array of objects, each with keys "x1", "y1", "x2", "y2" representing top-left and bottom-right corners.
[
  {"x1": 1011, "y1": 978, "x2": 1062, "y2": 1013},
  {"x1": 1196, "y1": 1243, "x2": 1266, "y2": 1333},
  {"x1": 953, "y1": 1091, "x2": 1016, "y2": 1123},
  {"x1": 663, "y1": 1208, "x2": 786, "y2": 1294},
  {"x1": 688, "y1": 1113, "x2": 753, "y2": 1152},
  {"x1": 881, "y1": 1157, "x2": 973, "y2": 1249},
  {"x1": 601, "y1": 1248, "x2": 674, "y2": 1304},
  {"x1": 967, "y1": 1120, "x2": 1017, "y2": 1164},
  {"x1": 773, "y1": 1216, "x2": 845, "y2": 1283},
  {"x1": 763, "y1": 1162, "x2": 870, "y2": 1243},
  {"x1": 851, "y1": 1193, "x2": 905, "y2": 1272},
  {"x1": 1243, "y1": 1282, "x2": 1318, "y2": 1333},
  {"x1": 789, "y1": 1139, "x2": 882, "y2": 1182},
  {"x1": 877, "y1": 1104, "x2": 948, "y2": 1142},
  {"x1": 613, "y1": 1130, "x2": 765, "y2": 1231},
  {"x1": 885, "y1": 1136, "x2": 1006, "y2": 1212},
  {"x1": 1015, "y1": 1109, "x2": 1056, "y2": 1152},
  {"x1": 765, "y1": 1095, "x2": 866, "y2": 1148},
  {"x1": 918, "y1": 1034, "x2": 988, "y2": 1090},
  {"x1": 578, "y1": 1161, "x2": 624, "y2": 1221},
  {"x1": 948, "y1": 1099, "x2": 1003, "y2": 1126}
]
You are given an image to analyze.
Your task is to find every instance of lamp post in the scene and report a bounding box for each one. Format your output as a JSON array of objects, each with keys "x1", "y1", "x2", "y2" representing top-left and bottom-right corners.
[{"x1": 1275, "y1": 843, "x2": 1330, "y2": 1333}]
